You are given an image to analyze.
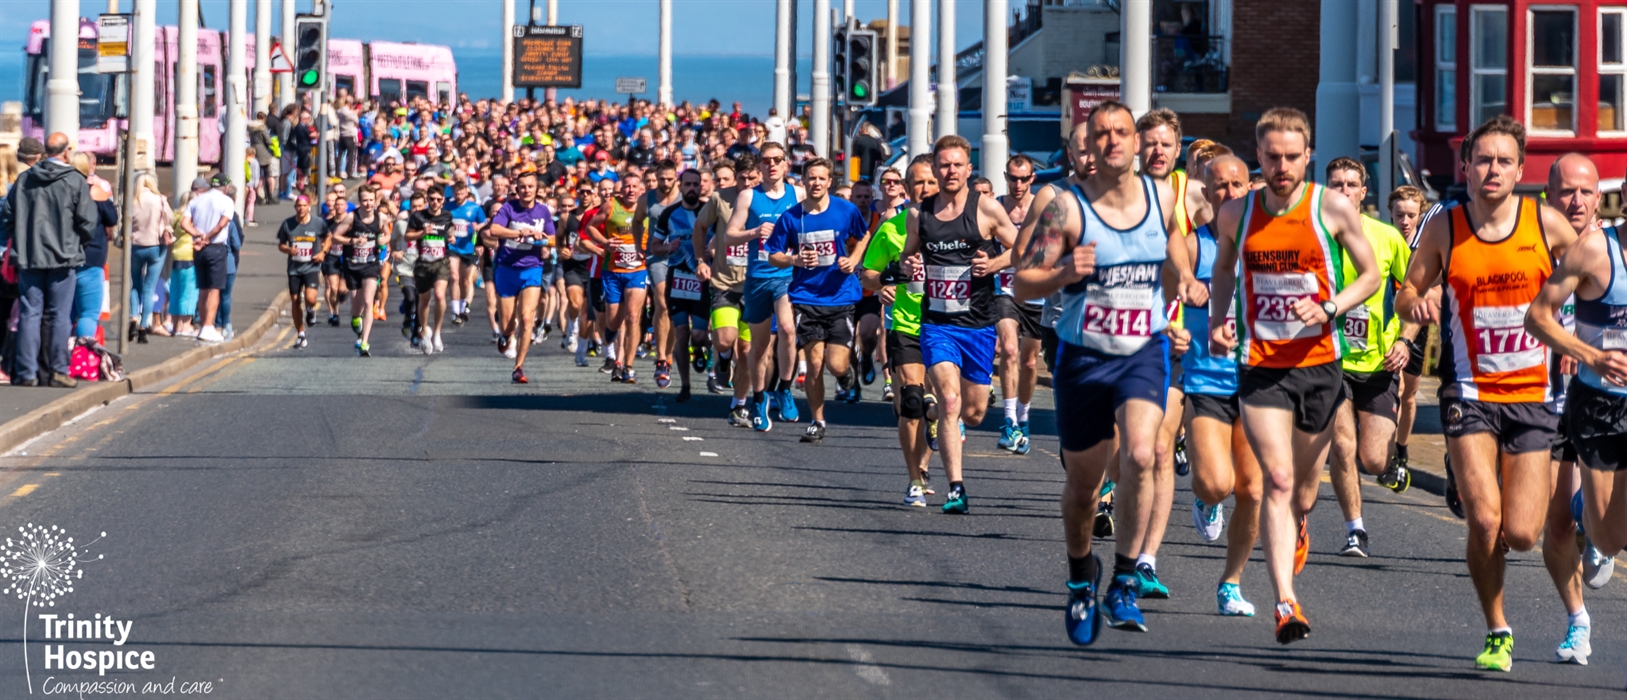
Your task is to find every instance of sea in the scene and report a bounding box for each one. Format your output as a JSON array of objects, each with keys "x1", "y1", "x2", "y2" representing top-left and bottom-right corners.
[{"x1": 0, "y1": 44, "x2": 810, "y2": 118}]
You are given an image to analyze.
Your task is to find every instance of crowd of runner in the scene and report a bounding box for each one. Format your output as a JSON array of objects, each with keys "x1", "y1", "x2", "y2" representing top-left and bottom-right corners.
[{"x1": 267, "y1": 91, "x2": 1627, "y2": 677}]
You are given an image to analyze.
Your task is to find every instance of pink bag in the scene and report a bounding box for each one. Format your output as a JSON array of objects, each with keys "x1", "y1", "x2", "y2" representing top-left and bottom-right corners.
[{"x1": 68, "y1": 346, "x2": 100, "y2": 382}]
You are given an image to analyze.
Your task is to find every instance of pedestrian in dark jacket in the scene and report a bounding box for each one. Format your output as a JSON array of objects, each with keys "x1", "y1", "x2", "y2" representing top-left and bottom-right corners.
[{"x1": 6, "y1": 133, "x2": 96, "y2": 387}]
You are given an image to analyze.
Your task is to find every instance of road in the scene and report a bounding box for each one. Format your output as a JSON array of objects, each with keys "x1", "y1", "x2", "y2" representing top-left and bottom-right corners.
[{"x1": 0, "y1": 311, "x2": 1623, "y2": 699}]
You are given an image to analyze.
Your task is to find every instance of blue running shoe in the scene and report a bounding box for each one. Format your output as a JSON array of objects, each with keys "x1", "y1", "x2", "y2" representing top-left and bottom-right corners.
[
  {"x1": 1014, "y1": 420, "x2": 1032, "y2": 455},
  {"x1": 927, "y1": 419, "x2": 940, "y2": 452},
  {"x1": 777, "y1": 388, "x2": 800, "y2": 423},
  {"x1": 1135, "y1": 563, "x2": 1170, "y2": 599},
  {"x1": 1102, "y1": 574, "x2": 1146, "y2": 632},
  {"x1": 1065, "y1": 556, "x2": 1103, "y2": 646},
  {"x1": 942, "y1": 485, "x2": 969, "y2": 514},
  {"x1": 752, "y1": 395, "x2": 774, "y2": 432},
  {"x1": 903, "y1": 482, "x2": 927, "y2": 507},
  {"x1": 1217, "y1": 582, "x2": 1256, "y2": 617},
  {"x1": 998, "y1": 418, "x2": 1020, "y2": 450},
  {"x1": 1099, "y1": 480, "x2": 1116, "y2": 498}
]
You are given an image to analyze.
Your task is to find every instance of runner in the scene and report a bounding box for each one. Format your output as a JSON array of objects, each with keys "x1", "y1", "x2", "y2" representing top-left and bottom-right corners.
[
  {"x1": 332, "y1": 185, "x2": 388, "y2": 356},
  {"x1": 725, "y1": 142, "x2": 804, "y2": 431},
  {"x1": 406, "y1": 187, "x2": 455, "y2": 355},
  {"x1": 634, "y1": 160, "x2": 684, "y2": 388},
  {"x1": 276, "y1": 194, "x2": 329, "y2": 349},
  {"x1": 1390, "y1": 185, "x2": 1431, "y2": 493},
  {"x1": 765, "y1": 157, "x2": 867, "y2": 442},
  {"x1": 589, "y1": 176, "x2": 649, "y2": 384},
  {"x1": 447, "y1": 180, "x2": 488, "y2": 327},
  {"x1": 488, "y1": 171, "x2": 556, "y2": 383},
  {"x1": 902, "y1": 134, "x2": 1019, "y2": 514},
  {"x1": 321, "y1": 186, "x2": 355, "y2": 327},
  {"x1": 1527, "y1": 152, "x2": 1601, "y2": 666},
  {"x1": 993, "y1": 154, "x2": 1043, "y2": 455},
  {"x1": 695, "y1": 157, "x2": 759, "y2": 423},
  {"x1": 1183, "y1": 153, "x2": 1263, "y2": 616},
  {"x1": 392, "y1": 192, "x2": 424, "y2": 345},
  {"x1": 862, "y1": 155, "x2": 939, "y2": 504},
  {"x1": 1397, "y1": 115, "x2": 1577, "y2": 671},
  {"x1": 654, "y1": 168, "x2": 708, "y2": 401},
  {"x1": 1207, "y1": 107, "x2": 1380, "y2": 644},
  {"x1": 481, "y1": 174, "x2": 513, "y2": 341},
  {"x1": 1321, "y1": 156, "x2": 1415, "y2": 559},
  {"x1": 562, "y1": 184, "x2": 604, "y2": 367}
]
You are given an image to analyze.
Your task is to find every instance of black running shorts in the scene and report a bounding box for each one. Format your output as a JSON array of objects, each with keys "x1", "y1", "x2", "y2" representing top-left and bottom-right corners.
[{"x1": 1238, "y1": 362, "x2": 1342, "y2": 434}]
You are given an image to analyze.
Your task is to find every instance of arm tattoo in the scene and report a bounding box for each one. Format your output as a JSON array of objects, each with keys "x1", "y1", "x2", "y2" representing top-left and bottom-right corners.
[{"x1": 1020, "y1": 198, "x2": 1068, "y2": 270}]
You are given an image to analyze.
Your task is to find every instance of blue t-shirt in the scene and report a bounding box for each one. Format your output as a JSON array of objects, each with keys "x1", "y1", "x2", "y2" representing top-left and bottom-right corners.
[
  {"x1": 490, "y1": 200, "x2": 556, "y2": 269},
  {"x1": 654, "y1": 202, "x2": 702, "y2": 272},
  {"x1": 745, "y1": 184, "x2": 799, "y2": 280},
  {"x1": 447, "y1": 200, "x2": 488, "y2": 256},
  {"x1": 764, "y1": 197, "x2": 866, "y2": 306}
]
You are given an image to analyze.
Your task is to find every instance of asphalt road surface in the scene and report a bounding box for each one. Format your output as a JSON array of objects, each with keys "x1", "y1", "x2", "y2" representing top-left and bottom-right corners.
[{"x1": 0, "y1": 308, "x2": 1625, "y2": 699}]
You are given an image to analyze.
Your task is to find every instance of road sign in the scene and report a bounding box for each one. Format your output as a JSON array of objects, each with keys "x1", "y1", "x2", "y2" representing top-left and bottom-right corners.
[
  {"x1": 513, "y1": 25, "x2": 584, "y2": 89},
  {"x1": 615, "y1": 77, "x2": 647, "y2": 94},
  {"x1": 268, "y1": 39, "x2": 293, "y2": 74},
  {"x1": 1007, "y1": 76, "x2": 1032, "y2": 112},
  {"x1": 96, "y1": 14, "x2": 130, "y2": 74}
]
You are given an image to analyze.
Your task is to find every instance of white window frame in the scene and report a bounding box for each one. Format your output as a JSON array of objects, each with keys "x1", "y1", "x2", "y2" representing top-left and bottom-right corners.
[
  {"x1": 1471, "y1": 5, "x2": 1510, "y2": 128},
  {"x1": 1601, "y1": 8, "x2": 1627, "y2": 135},
  {"x1": 1526, "y1": 5, "x2": 1579, "y2": 136},
  {"x1": 1437, "y1": 5, "x2": 1459, "y2": 131}
]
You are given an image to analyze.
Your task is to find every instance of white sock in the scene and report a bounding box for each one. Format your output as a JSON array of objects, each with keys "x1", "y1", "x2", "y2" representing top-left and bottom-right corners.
[
  {"x1": 1136, "y1": 554, "x2": 1156, "y2": 571},
  {"x1": 1017, "y1": 402, "x2": 1031, "y2": 423},
  {"x1": 1490, "y1": 626, "x2": 1513, "y2": 635},
  {"x1": 1003, "y1": 398, "x2": 1018, "y2": 422},
  {"x1": 1570, "y1": 608, "x2": 1591, "y2": 628},
  {"x1": 798, "y1": 359, "x2": 808, "y2": 375},
  {"x1": 1347, "y1": 518, "x2": 1364, "y2": 533}
]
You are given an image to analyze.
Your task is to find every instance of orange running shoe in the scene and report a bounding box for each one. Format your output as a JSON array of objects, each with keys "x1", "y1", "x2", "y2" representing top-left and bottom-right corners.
[
  {"x1": 1293, "y1": 516, "x2": 1309, "y2": 575},
  {"x1": 1274, "y1": 600, "x2": 1311, "y2": 644}
]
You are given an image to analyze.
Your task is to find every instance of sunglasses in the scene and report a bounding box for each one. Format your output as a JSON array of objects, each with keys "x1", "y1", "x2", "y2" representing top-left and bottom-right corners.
[
  {"x1": 1005, "y1": 173, "x2": 1034, "y2": 183},
  {"x1": 880, "y1": 179, "x2": 904, "y2": 187},
  {"x1": 760, "y1": 157, "x2": 786, "y2": 166}
]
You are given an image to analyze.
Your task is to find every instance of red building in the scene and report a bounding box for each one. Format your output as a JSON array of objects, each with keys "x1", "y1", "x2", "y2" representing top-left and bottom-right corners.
[{"x1": 1416, "y1": 0, "x2": 1627, "y2": 188}]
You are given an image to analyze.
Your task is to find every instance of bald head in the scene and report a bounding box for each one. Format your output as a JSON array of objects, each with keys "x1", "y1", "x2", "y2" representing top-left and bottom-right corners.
[
  {"x1": 1204, "y1": 155, "x2": 1251, "y2": 208},
  {"x1": 44, "y1": 133, "x2": 70, "y2": 158},
  {"x1": 1547, "y1": 152, "x2": 1602, "y2": 233}
]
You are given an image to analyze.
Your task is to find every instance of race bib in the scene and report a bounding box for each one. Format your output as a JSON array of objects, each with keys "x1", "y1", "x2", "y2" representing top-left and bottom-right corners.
[
  {"x1": 452, "y1": 220, "x2": 472, "y2": 242},
  {"x1": 350, "y1": 239, "x2": 376, "y2": 266},
  {"x1": 906, "y1": 259, "x2": 926, "y2": 296},
  {"x1": 420, "y1": 238, "x2": 446, "y2": 262},
  {"x1": 1250, "y1": 272, "x2": 1322, "y2": 342},
  {"x1": 1079, "y1": 285, "x2": 1157, "y2": 355},
  {"x1": 926, "y1": 265, "x2": 972, "y2": 314},
  {"x1": 613, "y1": 243, "x2": 640, "y2": 269},
  {"x1": 671, "y1": 270, "x2": 704, "y2": 301},
  {"x1": 995, "y1": 269, "x2": 1015, "y2": 297},
  {"x1": 798, "y1": 229, "x2": 838, "y2": 267},
  {"x1": 1603, "y1": 327, "x2": 1627, "y2": 351},
  {"x1": 1342, "y1": 304, "x2": 1371, "y2": 351},
  {"x1": 725, "y1": 242, "x2": 749, "y2": 267},
  {"x1": 292, "y1": 239, "x2": 315, "y2": 263},
  {"x1": 1472, "y1": 304, "x2": 1544, "y2": 374}
]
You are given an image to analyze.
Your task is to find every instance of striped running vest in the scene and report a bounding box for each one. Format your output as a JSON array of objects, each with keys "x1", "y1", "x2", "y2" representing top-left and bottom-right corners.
[
  {"x1": 1234, "y1": 184, "x2": 1345, "y2": 368},
  {"x1": 1438, "y1": 197, "x2": 1553, "y2": 403}
]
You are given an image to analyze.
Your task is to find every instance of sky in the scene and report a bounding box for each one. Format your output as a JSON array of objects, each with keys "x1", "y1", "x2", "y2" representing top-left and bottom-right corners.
[{"x1": 0, "y1": 0, "x2": 996, "y2": 56}]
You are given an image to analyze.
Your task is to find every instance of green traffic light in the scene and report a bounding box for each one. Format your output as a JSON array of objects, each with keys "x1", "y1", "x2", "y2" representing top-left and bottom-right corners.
[
  {"x1": 853, "y1": 84, "x2": 868, "y2": 99},
  {"x1": 299, "y1": 70, "x2": 320, "y2": 87}
]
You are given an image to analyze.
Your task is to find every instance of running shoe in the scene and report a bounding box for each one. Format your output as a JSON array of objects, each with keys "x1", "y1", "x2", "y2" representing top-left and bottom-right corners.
[
  {"x1": 777, "y1": 388, "x2": 800, "y2": 423},
  {"x1": 421, "y1": 329, "x2": 436, "y2": 355},
  {"x1": 512, "y1": 367, "x2": 528, "y2": 384},
  {"x1": 305, "y1": 309, "x2": 316, "y2": 328},
  {"x1": 1065, "y1": 556, "x2": 1104, "y2": 646},
  {"x1": 1584, "y1": 537, "x2": 1615, "y2": 590},
  {"x1": 1217, "y1": 583, "x2": 1255, "y2": 617},
  {"x1": 998, "y1": 418, "x2": 1021, "y2": 451},
  {"x1": 1135, "y1": 563, "x2": 1169, "y2": 599},
  {"x1": 1379, "y1": 453, "x2": 1411, "y2": 493},
  {"x1": 904, "y1": 482, "x2": 927, "y2": 507},
  {"x1": 503, "y1": 338, "x2": 517, "y2": 359},
  {"x1": 611, "y1": 365, "x2": 625, "y2": 383},
  {"x1": 927, "y1": 420, "x2": 941, "y2": 452},
  {"x1": 294, "y1": 333, "x2": 308, "y2": 349},
  {"x1": 655, "y1": 361, "x2": 672, "y2": 389},
  {"x1": 1274, "y1": 601, "x2": 1311, "y2": 644},
  {"x1": 357, "y1": 341, "x2": 370, "y2": 357},
  {"x1": 800, "y1": 422, "x2": 825, "y2": 443},
  {"x1": 636, "y1": 342, "x2": 653, "y2": 359},
  {"x1": 497, "y1": 334, "x2": 510, "y2": 356},
  {"x1": 1556, "y1": 623, "x2": 1591, "y2": 665},
  {"x1": 574, "y1": 356, "x2": 589, "y2": 368},
  {"x1": 795, "y1": 372, "x2": 806, "y2": 390},
  {"x1": 587, "y1": 342, "x2": 601, "y2": 358},
  {"x1": 410, "y1": 334, "x2": 421, "y2": 350},
  {"x1": 751, "y1": 395, "x2": 773, "y2": 432},
  {"x1": 1193, "y1": 498, "x2": 1225, "y2": 543},
  {"x1": 432, "y1": 333, "x2": 444, "y2": 353},
  {"x1": 452, "y1": 312, "x2": 466, "y2": 327},
  {"x1": 676, "y1": 386, "x2": 692, "y2": 403},
  {"x1": 1475, "y1": 631, "x2": 1514, "y2": 672},
  {"x1": 1293, "y1": 516, "x2": 1310, "y2": 575},
  {"x1": 328, "y1": 314, "x2": 340, "y2": 327},
  {"x1": 599, "y1": 357, "x2": 617, "y2": 374},
  {"x1": 351, "y1": 316, "x2": 362, "y2": 336},
  {"x1": 942, "y1": 485, "x2": 969, "y2": 515},
  {"x1": 707, "y1": 375, "x2": 722, "y2": 394},
  {"x1": 861, "y1": 354, "x2": 876, "y2": 385},
  {"x1": 624, "y1": 369, "x2": 638, "y2": 385},
  {"x1": 1173, "y1": 432, "x2": 1190, "y2": 476},
  {"x1": 1340, "y1": 529, "x2": 1370, "y2": 558},
  {"x1": 692, "y1": 347, "x2": 709, "y2": 374},
  {"x1": 1102, "y1": 575, "x2": 1146, "y2": 632},
  {"x1": 1014, "y1": 421, "x2": 1032, "y2": 455},
  {"x1": 844, "y1": 384, "x2": 862, "y2": 404},
  {"x1": 1445, "y1": 452, "x2": 1465, "y2": 519},
  {"x1": 881, "y1": 380, "x2": 895, "y2": 402},
  {"x1": 729, "y1": 406, "x2": 752, "y2": 428},
  {"x1": 1094, "y1": 501, "x2": 1115, "y2": 538}
]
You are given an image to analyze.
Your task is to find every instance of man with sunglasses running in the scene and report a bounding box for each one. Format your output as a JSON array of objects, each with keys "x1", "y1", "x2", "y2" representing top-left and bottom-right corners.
[
  {"x1": 726, "y1": 143, "x2": 805, "y2": 431},
  {"x1": 993, "y1": 154, "x2": 1044, "y2": 454}
]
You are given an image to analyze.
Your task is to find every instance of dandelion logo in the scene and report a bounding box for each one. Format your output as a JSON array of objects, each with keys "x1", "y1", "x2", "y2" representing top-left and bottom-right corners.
[{"x1": 0, "y1": 525, "x2": 104, "y2": 694}]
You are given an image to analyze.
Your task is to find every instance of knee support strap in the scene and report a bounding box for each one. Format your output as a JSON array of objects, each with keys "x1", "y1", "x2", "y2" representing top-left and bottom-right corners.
[{"x1": 899, "y1": 384, "x2": 927, "y2": 419}]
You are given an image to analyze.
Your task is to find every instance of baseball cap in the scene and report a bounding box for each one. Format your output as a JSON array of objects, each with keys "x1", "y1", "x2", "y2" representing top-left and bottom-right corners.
[
  {"x1": 191, "y1": 176, "x2": 212, "y2": 191},
  {"x1": 594, "y1": 151, "x2": 610, "y2": 161}
]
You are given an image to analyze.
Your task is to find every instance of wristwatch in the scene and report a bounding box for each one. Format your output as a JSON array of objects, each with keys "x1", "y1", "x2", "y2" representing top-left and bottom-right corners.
[{"x1": 1321, "y1": 300, "x2": 1339, "y2": 318}]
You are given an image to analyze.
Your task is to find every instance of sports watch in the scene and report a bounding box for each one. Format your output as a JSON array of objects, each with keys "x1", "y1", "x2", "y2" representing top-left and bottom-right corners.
[{"x1": 1321, "y1": 300, "x2": 1339, "y2": 318}]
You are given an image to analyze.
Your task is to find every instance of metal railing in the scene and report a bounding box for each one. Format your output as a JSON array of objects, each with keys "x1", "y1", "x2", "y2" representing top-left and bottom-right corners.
[{"x1": 1154, "y1": 35, "x2": 1228, "y2": 94}]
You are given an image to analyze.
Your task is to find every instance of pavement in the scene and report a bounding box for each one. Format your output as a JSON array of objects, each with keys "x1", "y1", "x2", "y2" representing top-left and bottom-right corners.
[{"x1": 0, "y1": 302, "x2": 1622, "y2": 698}]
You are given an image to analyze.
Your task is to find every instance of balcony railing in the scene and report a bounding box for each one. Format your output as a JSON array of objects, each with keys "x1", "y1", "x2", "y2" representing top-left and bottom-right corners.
[{"x1": 1154, "y1": 35, "x2": 1229, "y2": 94}]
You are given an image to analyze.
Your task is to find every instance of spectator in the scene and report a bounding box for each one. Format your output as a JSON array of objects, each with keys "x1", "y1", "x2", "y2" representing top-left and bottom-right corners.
[
  {"x1": 6, "y1": 133, "x2": 95, "y2": 387},
  {"x1": 180, "y1": 176, "x2": 235, "y2": 344},
  {"x1": 168, "y1": 192, "x2": 198, "y2": 337},
  {"x1": 126, "y1": 173, "x2": 172, "y2": 342},
  {"x1": 68, "y1": 151, "x2": 115, "y2": 343}
]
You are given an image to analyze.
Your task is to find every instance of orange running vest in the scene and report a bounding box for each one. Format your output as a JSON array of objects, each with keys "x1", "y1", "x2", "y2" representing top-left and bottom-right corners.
[
  {"x1": 1235, "y1": 184, "x2": 1345, "y2": 368},
  {"x1": 1439, "y1": 197, "x2": 1552, "y2": 403}
]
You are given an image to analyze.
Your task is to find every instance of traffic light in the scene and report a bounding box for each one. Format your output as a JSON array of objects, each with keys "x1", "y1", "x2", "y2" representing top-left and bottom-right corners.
[
  {"x1": 833, "y1": 25, "x2": 849, "y2": 106},
  {"x1": 846, "y1": 29, "x2": 878, "y2": 107},
  {"x1": 294, "y1": 16, "x2": 325, "y2": 93}
]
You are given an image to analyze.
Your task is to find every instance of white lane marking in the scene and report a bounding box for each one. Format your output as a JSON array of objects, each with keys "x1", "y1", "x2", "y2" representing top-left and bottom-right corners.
[
  {"x1": 698, "y1": 452, "x2": 719, "y2": 457},
  {"x1": 683, "y1": 436, "x2": 704, "y2": 441},
  {"x1": 669, "y1": 426, "x2": 689, "y2": 431},
  {"x1": 845, "y1": 645, "x2": 890, "y2": 686},
  {"x1": 658, "y1": 418, "x2": 676, "y2": 424}
]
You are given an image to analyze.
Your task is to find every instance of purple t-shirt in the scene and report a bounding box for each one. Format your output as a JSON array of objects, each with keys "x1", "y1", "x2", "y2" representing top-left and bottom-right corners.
[{"x1": 490, "y1": 199, "x2": 556, "y2": 268}]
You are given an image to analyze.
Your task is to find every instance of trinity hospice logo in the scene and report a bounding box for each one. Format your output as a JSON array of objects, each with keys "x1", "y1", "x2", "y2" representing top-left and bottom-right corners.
[{"x1": 2, "y1": 524, "x2": 104, "y2": 694}]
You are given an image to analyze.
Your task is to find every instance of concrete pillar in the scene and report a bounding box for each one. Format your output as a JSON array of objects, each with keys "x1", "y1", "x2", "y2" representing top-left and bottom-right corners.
[
  {"x1": 227, "y1": 0, "x2": 248, "y2": 214},
  {"x1": 658, "y1": 0, "x2": 673, "y2": 106},
  {"x1": 254, "y1": 0, "x2": 271, "y2": 117},
  {"x1": 1121, "y1": 0, "x2": 1151, "y2": 117},
  {"x1": 1317, "y1": 0, "x2": 1361, "y2": 171},
  {"x1": 936, "y1": 0, "x2": 955, "y2": 138},
  {"x1": 278, "y1": 0, "x2": 294, "y2": 109},
  {"x1": 983, "y1": 0, "x2": 1008, "y2": 195},
  {"x1": 501, "y1": 0, "x2": 514, "y2": 103},
  {"x1": 131, "y1": 0, "x2": 155, "y2": 170},
  {"x1": 1378, "y1": 0, "x2": 1397, "y2": 216},
  {"x1": 775, "y1": 0, "x2": 793, "y2": 120},
  {"x1": 545, "y1": 0, "x2": 557, "y2": 102},
  {"x1": 46, "y1": 0, "x2": 80, "y2": 142},
  {"x1": 886, "y1": 0, "x2": 899, "y2": 90},
  {"x1": 908, "y1": 0, "x2": 931, "y2": 160},
  {"x1": 812, "y1": 0, "x2": 832, "y2": 157},
  {"x1": 175, "y1": 0, "x2": 199, "y2": 204}
]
